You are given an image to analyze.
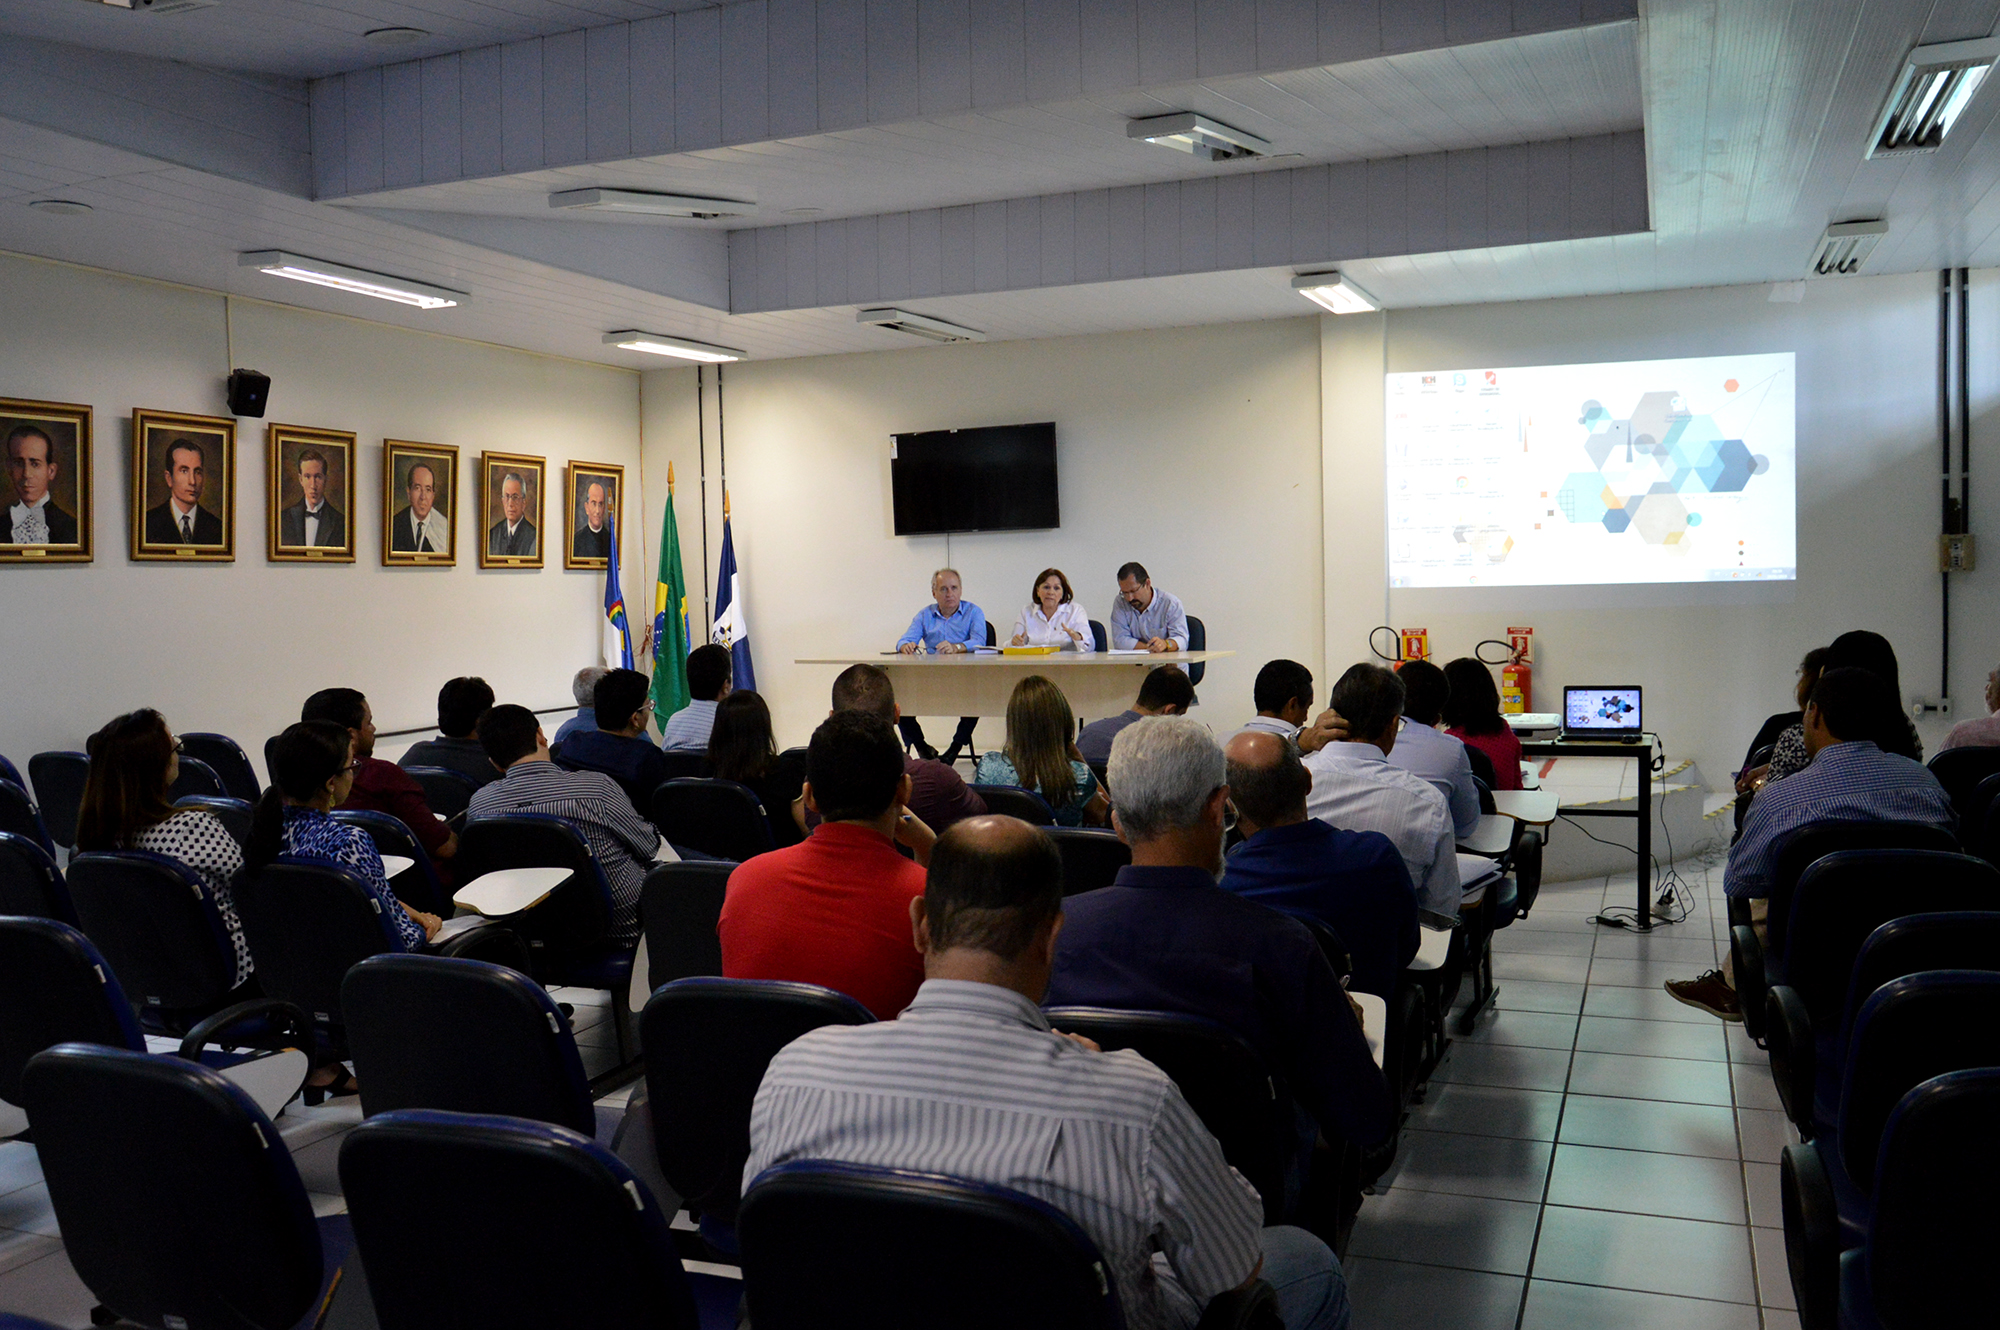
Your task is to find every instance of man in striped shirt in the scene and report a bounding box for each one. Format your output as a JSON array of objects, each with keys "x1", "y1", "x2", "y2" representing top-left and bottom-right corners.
[
  {"x1": 744, "y1": 816, "x2": 1351, "y2": 1330},
  {"x1": 1667, "y1": 667, "x2": 1956, "y2": 1020},
  {"x1": 469, "y1": 703, "x2": 670, "y2": 943}
]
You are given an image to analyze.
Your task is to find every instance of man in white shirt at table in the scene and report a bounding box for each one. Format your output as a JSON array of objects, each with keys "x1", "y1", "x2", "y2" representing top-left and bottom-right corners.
[
  {"x1": 1303, "y1": 663, "x2": 1463, "y2": 918},
  {"x1": 1110, "y1": 561, "x2": 1189, "y2": 653}
]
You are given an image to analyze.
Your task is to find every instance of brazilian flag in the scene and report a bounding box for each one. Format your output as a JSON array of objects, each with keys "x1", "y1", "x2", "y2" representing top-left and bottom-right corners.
[{"x1": 649, "y1": 463, "x2": 692, "y2": 731}]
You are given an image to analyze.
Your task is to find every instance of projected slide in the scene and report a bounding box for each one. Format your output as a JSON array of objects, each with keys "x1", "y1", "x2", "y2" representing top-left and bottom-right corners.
[{"x1": 1385, "y1": 353, "x2": 1796, "y2": 588}]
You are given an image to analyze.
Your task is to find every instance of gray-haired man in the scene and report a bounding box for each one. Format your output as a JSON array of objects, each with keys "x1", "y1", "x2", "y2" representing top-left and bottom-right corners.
[{"x1": 1045, "y1": 716, "x2": 1392, "y2": 1213}]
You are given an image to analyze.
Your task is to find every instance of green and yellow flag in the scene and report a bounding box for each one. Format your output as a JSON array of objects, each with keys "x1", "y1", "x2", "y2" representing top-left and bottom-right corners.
[{"x1": 649, "y1": 462, "x2": 692, "y2": 731}]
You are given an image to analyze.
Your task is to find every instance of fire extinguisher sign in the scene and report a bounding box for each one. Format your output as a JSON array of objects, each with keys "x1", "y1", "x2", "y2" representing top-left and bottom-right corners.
[{"x1": 1501, "y1": 627, "x2": 1533, "y2": 714}]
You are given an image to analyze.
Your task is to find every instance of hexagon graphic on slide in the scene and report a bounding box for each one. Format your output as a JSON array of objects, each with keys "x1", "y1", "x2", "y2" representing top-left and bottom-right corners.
[
  {"x1": 1632, "y1": 488, "x2": 1691, "y2": 545},
  {"x1": 1555, "y1": 472, "x2": 1610, "y2": 524},
  {"x1": 1601, "y1": 495, "x2": 1641, "y2": 534},
  {"x1": 1698, "y1": 439, "x2": 1758, "y2": 492}
]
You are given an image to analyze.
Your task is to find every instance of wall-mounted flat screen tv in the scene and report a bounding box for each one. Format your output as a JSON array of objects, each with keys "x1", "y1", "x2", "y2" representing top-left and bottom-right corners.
[{"x1": 891, "y1": 422, "x2": 1059, "y2": 535}]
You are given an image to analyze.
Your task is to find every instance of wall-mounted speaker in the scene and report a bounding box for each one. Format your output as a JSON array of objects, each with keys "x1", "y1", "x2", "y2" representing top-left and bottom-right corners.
[{"x1": 226, "y1": 368, "x2": 271, "y2": 418}]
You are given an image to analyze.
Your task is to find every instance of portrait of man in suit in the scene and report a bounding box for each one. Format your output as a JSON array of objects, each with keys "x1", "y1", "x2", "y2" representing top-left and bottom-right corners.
[
  {"x1": 390, "y1": 459, "x2": 452, "y2": 554},
  {"x1": 278, "y1": 447, "x2": 347, "y2": 549},
  {"x1": 488, "y1": 471, "x2": 536, "y2": 556},
  {"x1": 4, "y1": 422, "x2": 79, "y2": 547},
  {"x1": 477, "y1": 450, "x2": 542, "y2": 569},
  {"x1": 143, "y1": 437, "x2": 225, "y2": 546},
  {"x1": 563, "y1": 461, "x2": 623, "y2": 570}
]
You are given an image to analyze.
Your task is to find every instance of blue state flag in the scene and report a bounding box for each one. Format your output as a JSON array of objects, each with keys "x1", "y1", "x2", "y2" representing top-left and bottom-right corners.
[
  {"x1": 713, "y1": 498, "x2": 756, "y2": 691},
  {"x1": 603, "y1": 515, "x2": 633, "y2": 669}
]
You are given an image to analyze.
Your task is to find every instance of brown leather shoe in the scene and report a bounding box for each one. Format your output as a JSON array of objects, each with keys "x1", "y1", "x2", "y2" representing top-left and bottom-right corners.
[{"x1": 1665, "y1": 970, "x2": 1742, "y2": 1022}]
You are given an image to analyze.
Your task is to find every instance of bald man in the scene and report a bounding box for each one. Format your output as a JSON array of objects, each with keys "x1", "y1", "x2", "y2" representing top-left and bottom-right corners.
[{"x1": 1218, "y1": 731, "x2": 1418, "y2": 1000}]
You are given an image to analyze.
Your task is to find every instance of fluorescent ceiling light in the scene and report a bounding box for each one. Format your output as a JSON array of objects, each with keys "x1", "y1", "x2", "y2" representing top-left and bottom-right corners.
[
  {"x1": 1291, "y1": 272, "x2": 1380, "y2": 315},
  {"x1": 88, "y1": 0, "x2": 220, "y2": 13},
  {"x1": 1808, "y1": 220, "x2": 1887, "y2": 277},
  {"x1": 549, "y1": 188, "x2": 755, "y2": 220},
  {"x1": 1868, "y1": 37, "x2": 2000, "y2": 157},
  {"x1": 1126, "y1": 112, "x2": 1270, "y2": 162},
  {"x1": 855, "y1": 308, "x2": 986, "y2": 344},
  {"x1": 238, "y1": 251, "x2": 465, "y2": 310},
  {"x1": 603, "y1": 330, "x2": 744, "y2": 362}
]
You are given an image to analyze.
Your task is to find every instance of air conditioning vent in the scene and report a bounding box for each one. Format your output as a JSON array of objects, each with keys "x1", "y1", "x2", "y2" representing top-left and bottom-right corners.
[
  {"x1": 856, "y1": 308, "x2": 986, "y2": 344},
  {"x1": 1808, "y1": 220, "x2": 1887, "y2": 278}
]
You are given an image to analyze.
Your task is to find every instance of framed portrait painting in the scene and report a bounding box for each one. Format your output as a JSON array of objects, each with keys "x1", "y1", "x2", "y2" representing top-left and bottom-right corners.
[
  {"x1": 266, "y1": 424, "x2": 356, "y2": 563},
  {"x1": 479, "y1": 451, "x2": 545, "y2": 569},
  {"x1": 1, "y1": 398, "x2": 92, "y2": 564},
  {"x1": 382, "y1": 440, "x2": 458, "y2": 567},
  {"x1": 563, "y1": 460, "x2": 625, "y2": 571},
  {"x1": 130, "y1": 409, "x2": 235, "y2": 562}
]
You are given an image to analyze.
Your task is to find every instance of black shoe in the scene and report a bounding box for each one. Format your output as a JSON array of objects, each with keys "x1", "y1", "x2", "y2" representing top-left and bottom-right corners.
[
  {"x1": 914, "y1": 740, "x2": 939, "y2": 761},
  {"x1": 940, "y1": 744, "x2": 965, "y2": 767}
]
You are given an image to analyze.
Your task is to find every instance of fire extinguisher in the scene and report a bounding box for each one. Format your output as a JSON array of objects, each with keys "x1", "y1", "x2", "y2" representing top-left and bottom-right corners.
[{"x1": 1500, "y1": 626, "x2": 1533, "y2": 714}]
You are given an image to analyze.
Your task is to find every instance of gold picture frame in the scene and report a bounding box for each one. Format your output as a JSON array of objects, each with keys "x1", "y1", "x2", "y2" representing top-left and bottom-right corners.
[
  {"x1": 1, "y1": 397, "x2": 92, "y2": 564},
  {"x1": 382, "y1": 440, "x2": 458, "y2": 568},
  {"x1": 478, "y1": 451, "x2": 545, "y2": 570},
  {"x1": 266, "y1": 423, "x2": 357, "y2": 564},
  {"x1": 130, "y1": 408, "x2": 235, "y2": 563},
  {"x1": 563, "y1": 460, "x2": 625, "y2": 571}
]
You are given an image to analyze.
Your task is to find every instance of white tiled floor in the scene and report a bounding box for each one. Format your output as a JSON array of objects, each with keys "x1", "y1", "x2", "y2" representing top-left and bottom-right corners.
[
  {"x1": 1351, "y1": 857, "x2": 1803, "y2": 1329},
  {"x1": 0, "y1": 984, "x2": 638, "y2": 1327}
]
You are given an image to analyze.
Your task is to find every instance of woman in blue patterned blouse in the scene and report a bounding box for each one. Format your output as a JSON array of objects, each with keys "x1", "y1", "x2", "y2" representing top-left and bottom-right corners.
[{"x1": 249, "y1": 721, "x2": 443, "y2": 1098}]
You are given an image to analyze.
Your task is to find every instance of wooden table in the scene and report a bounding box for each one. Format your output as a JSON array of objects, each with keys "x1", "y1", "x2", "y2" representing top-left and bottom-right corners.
[{"x1": 795, "y1": 651, "x2": 1237, "y2": 718}]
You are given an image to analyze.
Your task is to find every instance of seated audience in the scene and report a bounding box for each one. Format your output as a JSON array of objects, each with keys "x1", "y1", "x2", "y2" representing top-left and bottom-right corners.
[
  {"x1": 708, "y1": 690, "x2": 808, "y2": 849},
  {"x1": 661, "y1": 643, "x2": 732, "y2": 752},
  {"x1": 1077, "y1": 664, "x2": 1195, "y2": 765},
  {"x1": 1303, "y1": 665, "x2": 1462, "y2": 917},
  {"x1": 249, "y1": 719, "x2": 442, "y2": 948},
  {"x1": 558, "y1": 668, "x2": 673, "y2": 809},
  {"x1": 1220, "y1": 732, "x2": 1419, "y2": 1000},
  {"x1": 1048, "y1": 717, "x2": 1393, "y2": 1200},
  {"x1": 1732, "y1": 647, "x2": 1826, "y2": 809},
  {"x1": 974, "y1": 675, "x2": 1109, "y2": 827},
  {"x1": 1440, "y1": 657, "x2": 1523, "y2": 791},
  {"x1": 75, "y1": 709, "x2": 252, "y2": 990},
  {"x1": 1940, "y1": 661, "x2": 2000, "y2": 750},
  {"x1": 1759, "y1": 631, "x2": 1920, "y2": 791},
  {"x1": 719, "y1": 710, "x2": 934, "y2": 1019},
  {"x1": 302, "y1": 687, "x2": 457, "y2": 872},
  {"x1": 1234, "y1": 659, "x2": 1337, "y2": 754},
  {"x1": 552, "y1": 666, "x2": 608, "y2": 748},
  {"x1": 1666, "y1": 667, "x2": 1957, "y2": 1020},
  {"x1": 1383, "y1": 660, "x2": 1480, "y2": 837},
  {"x1": 745, "y1": 814, "x2": 1354, "y2": 1330},
  {"x1": 828, "y1": 663, "x2": 986, "y2": 831},
  {"x1": 398, "y1": 675, "x2": 500, "y2": 788},
  {"x1": 468, "y1": 704, "x2": 669, "y2": 944}
]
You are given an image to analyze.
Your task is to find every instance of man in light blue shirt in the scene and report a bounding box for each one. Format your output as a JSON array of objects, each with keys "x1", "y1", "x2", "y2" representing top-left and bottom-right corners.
[
  {"x1": 894, "y1": 568, "x2": 986, "y2": 763},
  {"x1": 1110, "y1": 561, "x2": 1189, "y2": 652},
  {"x1": 661, "y1": 644, "x2": 732, "y2": 752},
  {"x1": 1382, "y1": 660, "x2": 1481, "y2": 837}
]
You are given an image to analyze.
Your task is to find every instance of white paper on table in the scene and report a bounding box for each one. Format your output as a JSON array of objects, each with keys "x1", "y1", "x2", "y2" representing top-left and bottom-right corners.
[
  {"x1": 1104, "y1": 649, "x2": 1155, "y2": 656},
  {"x1": 432, "y1": 913, "x2": 490, "y2": 942}
]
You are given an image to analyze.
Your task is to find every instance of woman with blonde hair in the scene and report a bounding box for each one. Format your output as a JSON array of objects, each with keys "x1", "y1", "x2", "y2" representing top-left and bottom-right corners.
[
  {"x1": 1009, "y1": 567, "x2": 1095, "y2": 651},
  {"x1": 975, "y1": 675, "x2": 1110, "y2": 826}
]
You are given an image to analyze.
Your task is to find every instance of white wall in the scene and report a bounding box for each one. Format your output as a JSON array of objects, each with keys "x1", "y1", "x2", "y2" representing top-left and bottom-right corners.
[
  {"x1": 640, "y1": 319, "x2": 1326, "y2": 748},
  {"x1": 0, "y1": 253, "x2": 641, "y2": 771},
  {"x1": 1332, "y1": 271, "x2": 2000, "y2": 785}
]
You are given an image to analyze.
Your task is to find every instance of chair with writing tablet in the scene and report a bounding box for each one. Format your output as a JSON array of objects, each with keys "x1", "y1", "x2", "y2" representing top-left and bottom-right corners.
[
  {"x1": 339, "y1": 1109, "x2": 739, "y2": 1330},
  {"x1": 331, "y1": 806, "x2": 455, "y2": 916},
  {"x1": 0, "y1": 916, "x2": 311, "y2": 1137},
  {"x1": 639, "y1": 861, "x2": 732, "y2": 993},
  {"x1": 0, "y1": 831, "x2": 77, "y2": 925},
  {"x1": 179, "y1": 732, "x2": 263, "y2": 803},
  {"x1": 651, "y1": 778, "x2": 776, "y2": 862},
  {"x1": 403, "y1": 764, "x2": 479, "y2": 821},
  {"x1": 342, "y1": 954, "x2": 597, "y2": 1137},
  {"x1": 21, "y1": 1043, "x2": 352, "y2": 1330},
  {"x1": 26, "y1": 751, "x2": 88, "y2": 851}
]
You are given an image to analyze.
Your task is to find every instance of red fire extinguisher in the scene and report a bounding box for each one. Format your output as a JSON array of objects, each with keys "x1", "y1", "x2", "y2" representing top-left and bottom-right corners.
[{"x1": 1500, "y1": 626, "x2": 1533, "y2": 714}]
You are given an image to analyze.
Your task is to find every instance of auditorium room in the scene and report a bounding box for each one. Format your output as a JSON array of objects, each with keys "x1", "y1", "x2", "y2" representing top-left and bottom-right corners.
[{"x1": 3, "y1": 2, "x2": 1999, "y2": 1328}]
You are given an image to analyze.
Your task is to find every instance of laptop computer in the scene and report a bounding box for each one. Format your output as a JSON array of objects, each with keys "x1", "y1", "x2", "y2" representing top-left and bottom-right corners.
[{"x1": 1561, "y1": 686, "x2": 1644, "y2": 742}]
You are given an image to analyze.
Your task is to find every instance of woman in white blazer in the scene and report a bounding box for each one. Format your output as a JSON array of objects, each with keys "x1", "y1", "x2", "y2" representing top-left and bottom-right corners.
[{"x1": 1010, "y1": 567, "x2": 1095, "y2": 650}]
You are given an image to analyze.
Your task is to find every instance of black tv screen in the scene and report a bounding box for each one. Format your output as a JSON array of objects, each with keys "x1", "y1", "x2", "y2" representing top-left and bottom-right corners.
[{"x1": 891, "y1": 422, "x2": 1059, "y2": 535}]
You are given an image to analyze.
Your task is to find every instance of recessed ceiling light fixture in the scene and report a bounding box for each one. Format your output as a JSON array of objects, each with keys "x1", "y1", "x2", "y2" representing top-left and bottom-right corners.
[
  {"x1": 238, "y1": 251, "x2": 465, "y2": 310},
  {"x1": 87, "y1": 0, "x2": 220, "y2": 14},
  {"x1": 548, "y1": 188, "x2": 755, "y2": 220},
  {"x1": 1808, "y1": 220, "x2": 1888, "y2": 277},
  {"x1": 28, "y1": 199, "x2": 93, "y2": 216},
  {"x1": 364, "y1": 27, "x2": 428, "y2": 46},
  {"x1": 1127, "y1": 112, "x2": 1270, "y2": 161},
  {"x1": 856, "y1": 308, "x2": 986, "y2": 344},
  {"x1": 1291, "y1": 271, "x2": 1380, "y2": 315},
  {"x1": 603, "y1": 330, "x2": 744, "y2": 363},
  {"x1": 1868, "y1": 37, "x2": 2000, "y2": 157},
  {"x1": 781, "y1": 206, "x2": 824, "y2": 217}
]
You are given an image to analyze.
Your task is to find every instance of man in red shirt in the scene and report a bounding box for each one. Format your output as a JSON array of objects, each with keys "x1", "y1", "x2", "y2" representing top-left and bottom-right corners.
[
  {"x1": 302, "y1": 687, "x2": 458, "y2": 880},
  {"x1": 720, "y1": 709, "x2": 935, "y2": 1019}
]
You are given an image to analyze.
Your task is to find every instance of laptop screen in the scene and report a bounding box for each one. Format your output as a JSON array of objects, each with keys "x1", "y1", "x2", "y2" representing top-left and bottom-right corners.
[{"x1": 1564, "y1": 687, "x2": 1643, "y2": 736}]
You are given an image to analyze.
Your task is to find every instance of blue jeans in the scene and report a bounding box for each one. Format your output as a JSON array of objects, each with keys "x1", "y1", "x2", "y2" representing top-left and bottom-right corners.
[{"x1": 1158, "y1": 1225, "x2": 1351, "y2": 1330}]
